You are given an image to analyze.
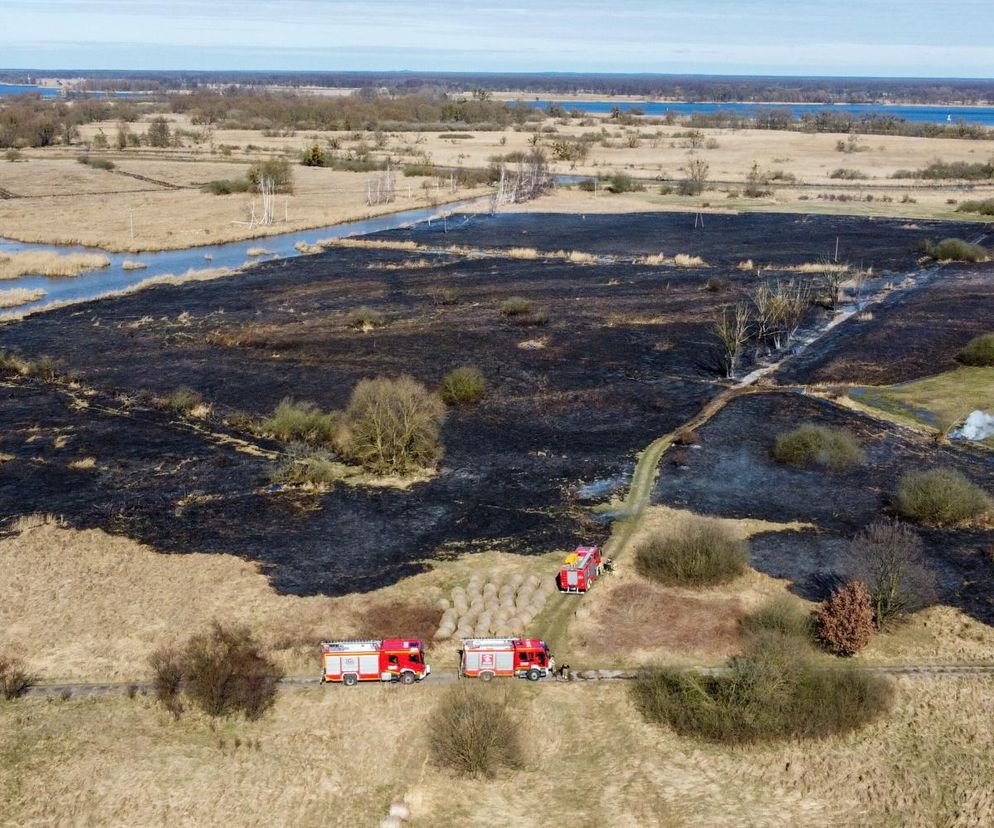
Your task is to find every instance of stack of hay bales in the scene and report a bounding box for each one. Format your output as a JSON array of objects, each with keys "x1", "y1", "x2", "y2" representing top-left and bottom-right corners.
[{"x1": 433, "y1": 571, "x2": 557, "y2": 641}]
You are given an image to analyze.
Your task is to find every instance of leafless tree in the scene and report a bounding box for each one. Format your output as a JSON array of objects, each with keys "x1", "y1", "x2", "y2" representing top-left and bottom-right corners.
[
  {"x1": 847, "y1": 519, "x2": 936, "y2": 629},
  {"x1": 714, "y1": 303, "x2": 751, "y2": 378}
]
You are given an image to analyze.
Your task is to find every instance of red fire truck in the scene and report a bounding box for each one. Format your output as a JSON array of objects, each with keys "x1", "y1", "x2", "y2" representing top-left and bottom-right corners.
[
  {"x1": 459, "y1": 637, "x2": 554, "y2": 681},
  {"x1": 320, "y1": 639, "x2": 430, "y2": 686},
  {"x1": 557, "y1": 545, "x2": 602, "y2": 593}
]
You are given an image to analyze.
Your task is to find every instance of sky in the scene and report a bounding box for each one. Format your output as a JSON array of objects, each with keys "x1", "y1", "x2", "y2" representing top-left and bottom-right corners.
[{"x1": 2, "y1": 0, "x2": 993, "y2": 77}]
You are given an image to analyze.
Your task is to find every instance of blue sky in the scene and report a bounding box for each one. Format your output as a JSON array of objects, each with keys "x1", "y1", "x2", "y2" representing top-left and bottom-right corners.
[{"x1": 3, "y1": 0, "x2": 993, "y2": 77}]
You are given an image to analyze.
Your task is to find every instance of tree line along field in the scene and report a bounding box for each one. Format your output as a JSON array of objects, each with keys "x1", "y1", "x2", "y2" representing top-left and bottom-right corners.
[{"x1": 2, "y1": 207, "x2": 994, "y2": 825}]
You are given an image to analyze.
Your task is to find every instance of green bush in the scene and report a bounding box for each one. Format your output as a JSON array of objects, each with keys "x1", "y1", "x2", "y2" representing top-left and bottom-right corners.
[
  {"x1": 630, "y1": 611, "x2": 893, "y2": 744},
  {"x1": 894, "y1": 467, "x2": 992, "y2": 526},
  {"x1": 428, "y1": 684, "x2": 524, "y2": 776},
  {"x1": 921, "y1": 238, "x2": 990, "y2": 262},
  {"x1": 958, "y1": 333, "x2": 994, "y2": 366},
  {"x1": 500, "y1": 296, "x2": 533, "y2": 317},
  {"x1": 340, "y1": 376, "x2": 446, "y2": 475},
  {"x1": 635, "y1": 516, "x2": 748, "y2": 587},
  {"x1": 955, "y1": 199, "x2": 994, "y2": 216},
  {"x1": 203, "y1": 178, "x2": 251, "y2": 195},
  {"x1": 773, "y1": 423, "x2": 864, "y2": 471},
  {"x1": 259, "y1": 398, "x2": 339, "y2": 445},
  {"x1": 269, "y1": 444, "x2": 343, "y2": 486},
  {"x1": 741, "y1": 596, "x2": 813, "y2": 642},
  {"x1": 439, "y1": 366, "x2": 486, "y2": 406},
  {"x1": 165, "y1": 386, "x2": 204, "y2": 414}
]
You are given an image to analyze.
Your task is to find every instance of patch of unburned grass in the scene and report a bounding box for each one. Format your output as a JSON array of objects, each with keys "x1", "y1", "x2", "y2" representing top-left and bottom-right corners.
[
  {"x1": 0, "y1": 251, "x2": 110, "y2": 280},
  {"x1": 0, "y1": 287, "x2": 46, "y2": 309},
  {"x1": 634, "y1": 515, "x2": 748, "y2": 587},
  {"x1": 773, "y1": 422, "x2": 864, "y2": 471}
]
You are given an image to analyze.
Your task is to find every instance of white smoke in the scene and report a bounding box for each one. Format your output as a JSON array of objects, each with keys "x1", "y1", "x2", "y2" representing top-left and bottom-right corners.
[{"x1": 955, "y1": 410, "x2": 994, "y2": 442}]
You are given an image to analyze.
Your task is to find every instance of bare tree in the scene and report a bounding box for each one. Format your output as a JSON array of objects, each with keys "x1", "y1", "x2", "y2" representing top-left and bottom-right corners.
[
  {"x1": 714, "y1": 303, "x2": 751, "y2": 378},
  {"x1": 679, "y1": 158, "x2": 709, "y2": 196},
  {"x1": 752, "y1": 280, "x2": 810, "y2": 351},
  {"x1": 847, "y1": 519, "x2": 936, "y2": 629}
]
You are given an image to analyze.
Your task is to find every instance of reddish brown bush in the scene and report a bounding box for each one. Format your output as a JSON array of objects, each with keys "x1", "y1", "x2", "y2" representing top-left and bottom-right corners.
[
  {"x1": 816, "y1": 581, "x2": 875, "y2": 656},
  {"x1": 669, "y1": 448, "x2": 691, "y2": 467},
  {"x1": 673, "y1": 429, "x2": 700, "y2": 446}
]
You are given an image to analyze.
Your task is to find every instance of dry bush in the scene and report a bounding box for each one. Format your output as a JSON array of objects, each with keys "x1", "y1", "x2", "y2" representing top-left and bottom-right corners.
[
  {"x1": 428, "y1": 683, "x2": 524, "y2": 776},
  {"x1": 439, "y1": 366, "x2": 486, "y2": 406},
  {"x1": 150, "y1": 622, "x2": 282, "y2": 721},
  {"x1": 506, "y1": 247, "x2": 539, "y2": 260},
  {"x1": 340, "y1": 376, "x2": 446, "y2": 475},
  {"x1": 674, "y1": 253, "x2": 706, "y2": 268},
  {"x1": 921, "y1": 238, "x2": 989, "y2": 263},
  {"x1": 500, "y1": 296, "x2": 533, "y2": 317},
  {"x1": 164, "y1": 386, "x2": 204, "y2": 415},
  {"x1": 0, "y1": 287, "x2": 46, "y2": 309},
  {"x1": 894, "y1": 467, "x2": 992, "y2": 527},
  {"x1": 0, "y1": 653, "x2": 35, "y2": 700},
  {"x1": 741, "y1": 596, "x2": 813, "y2": 642},
  {"x1": 673, "y1": 429, "x2": 700, "y2": 446},
  {"x1": 816, "y1": 581, "x2": 875, "y2": 655},
  {"x1": 705, "y1": 276, "x2": 731, "y2": 292},
  {"x1": 258, "y1": 398, "x2": 339, "y2": 445},
  {"x1": 362, "y1": 601, "x2": 444, "y2": 643},
  {"x1": 121, "y1": 259, "x2": 147, "y2": 270},
  {"x1": 773, "y1": 423, "x2": 863, "y2": 471},
  {"x1": 269, "y1": 444, "x2": 343, "y2": 487},
  {"x1": 635, "y1": 516, "x2": 748, "y2": 587},
  {"x1": 246, "y1": 247, "x2": 271, "y2": 257},
  {"x1": 0, "y1": 251, "x2": 110, "y2": 280},
  {"x1": 957, "y1": 333, "x2": 994, "y2": 367},
  {"x1": 849, "y1": 520, "x2": 936, "y2": 629},
  {"x1": 346, "y1": 306, "x2": 387, "y2": 330}
]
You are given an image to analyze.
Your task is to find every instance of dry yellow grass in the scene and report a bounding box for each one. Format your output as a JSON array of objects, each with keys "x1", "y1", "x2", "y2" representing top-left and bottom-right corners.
[
  {"x1": 3, "y1": 674, "x2": 989, "y2": 827},
  {"x1": 0, "y1": 251, "x2": 110, "y2": 280},
  {"x1": 0, "y1": 287, "x2": 46, "y2": 309},
  {"x1": 506, "y1": 246, "x2": 539, "y2": 259},
  {"x1": 674, "y1": 253, "x2": 707, "y2": 267},
  {"x1": 120, "y1": 259, "x2": 147, "y2": 270}
]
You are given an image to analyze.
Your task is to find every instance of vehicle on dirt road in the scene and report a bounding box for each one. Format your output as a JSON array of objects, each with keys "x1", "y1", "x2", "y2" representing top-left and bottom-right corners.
[
  {"x1": 321, "y1": 639, "x2": 430, "y2": 686},
  {"x1": 459, "y1": 637, "x2": 555, "y2": 681},
  {"x1": 558, "y1": 545, "x2": 604, "y2": 593}
]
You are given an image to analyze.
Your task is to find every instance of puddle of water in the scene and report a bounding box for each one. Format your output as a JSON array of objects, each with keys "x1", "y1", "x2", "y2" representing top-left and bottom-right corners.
[{"x1": 0, "y1": 196, "x2": 488, "y2": 319}]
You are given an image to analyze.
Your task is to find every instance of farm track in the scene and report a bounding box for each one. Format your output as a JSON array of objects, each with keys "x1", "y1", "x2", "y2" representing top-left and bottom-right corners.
[{"x1": 21, "y1": 661, "x2": 994, "y2": 699}]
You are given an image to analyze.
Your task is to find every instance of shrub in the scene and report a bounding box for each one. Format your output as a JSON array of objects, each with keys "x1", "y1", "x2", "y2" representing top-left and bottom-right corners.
[
  {"x1": 259, "y1": 398, "x2": 339, "y2": 445},
  {"x1": 956, "y1": 199, "x2": 994, "y2": 217},
  {"x1": 894, "y1": 467, "x2": 992, "y2": 526},
  {"x1": 340, "y1": 376, "x2": 446, "y2": 475},
  {"x1": 849, "y1": 519, "x2": 936, "y2": 628},
  {"x1": 635, "y1": 516, "x2": 748, "y2": 587},
  {"x1": 439, "y1": 366, "x2": 486, "y2": 406},
  {"x1": 248, "y1": 158, "x2": 294, "y2": 194},
  {"x1": 78, "y1": 155, "x2": 115, "y2": 170},
  {"x1": 829, "y1": 168, "x2": 867, "y2": 180},
  {"x1": 741, "y1": 596, "x2": 813, "y2": 642},
  {"x1": 500, "y1": 296, "x2": 532, "y2": 317},
  {"x1": 0, "y1": 654, "x2": 35, "y2": 700},
  {"x1": 346, "y1": 306, "x2": 386, "y2": 330},
  {"x1": 816, "y1": 581, "x2": 875, "y2": 655},
  {"x1": 958, "y1": 333, "x2": 994, "y2": 366},
  {"x1": 705, "y1": 276, "x2": 731, "y2": 292},
  {"x1": 920, "y1": 238, "x2": 990, "y2": 262},
  {"x1": 269, "y1": 444, "x2": 343, "y2": 486},
  {"x1": 606, "y1": 172, "x2": 644, "y2": 194},
  {"x1": 151, "y1": 623, "x2": 282, "y2": 721},
  {"x1": 301, "y1": 144, "x2": 326, "y2": 167},
  {"x1": 773, "y1": 423, "x2": 863, "y2": 471},
  {"x1": 672, "y1": 429, "x2": 700, "y2": 446},
  {"x1": 4, "y1": 149, "x2": 23, "y2": 162},
  {"x1": 630, "y1": 627, "x2": 892, "y2": 744},
  {"x1": 203, "y1": 178, "x2": 251, "y2": 195},
  {"x1": 428, "y1": 684, "x2": 523, "y2": 776},
  {"x1": 165, "y1": 386, "x2": 203, "y2": 414}
]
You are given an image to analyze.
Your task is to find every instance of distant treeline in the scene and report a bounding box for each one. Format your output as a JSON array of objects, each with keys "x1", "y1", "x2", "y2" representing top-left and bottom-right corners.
[
  {"x1": 4, "y1": 70, "x2": 994, "y2": 104},
  {"x1": 0, "y1": 95, "x2": 140, "y2": 148},
  {"x1": 169, "y1": 90, "x2": 538, "y2": 131}
]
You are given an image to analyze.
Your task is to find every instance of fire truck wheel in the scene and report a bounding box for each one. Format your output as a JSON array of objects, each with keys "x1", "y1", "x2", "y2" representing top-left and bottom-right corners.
[
  {"x1": 526, "y1": 668, "x2": 541, "y2": 682},
  {"x1": 342, "y1": 673, "x2": 358, "y2": 687},
  {"x1": 400, "y1": 671, "x2": 416, "y2": 685},
  {"x1": 479, "y1": 671, "x2": 494, "y2": 682}
]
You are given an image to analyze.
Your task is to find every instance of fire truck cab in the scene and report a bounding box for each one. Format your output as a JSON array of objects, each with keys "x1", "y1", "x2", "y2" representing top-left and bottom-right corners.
[
  {"x1": 320, "y1": 638, "x2": 430, "y2": 686},
  {"x1": 558, "y1": 545, "x2": 602, "y2": 593},
  {"x1": 459, "y1": 637, "x2": 554, "y2": 681}
]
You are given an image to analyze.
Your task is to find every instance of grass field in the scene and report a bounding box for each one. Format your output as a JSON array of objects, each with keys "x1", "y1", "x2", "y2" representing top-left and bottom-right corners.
[
  {"x1": 2, "y1": 676, "x2": 992, "y2": 827},
  {"x1": 854, "y1": 367, "x2": 994, "y2": 435}
]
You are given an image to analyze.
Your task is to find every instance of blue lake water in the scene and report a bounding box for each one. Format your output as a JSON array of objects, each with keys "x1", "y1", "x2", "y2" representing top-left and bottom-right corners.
[
  {"x1": 539, "y1": 100, "x2": 994, "y2": 126},
  {"x1": 0, "y1": 83, "x2": 61, "y2": 99}
]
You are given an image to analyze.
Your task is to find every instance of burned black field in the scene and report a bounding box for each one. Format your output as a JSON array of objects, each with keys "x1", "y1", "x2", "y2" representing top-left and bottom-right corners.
[
  {"x1": 654, "y1": 392, "x2": 994, "y2": 624},
  {"x1": 1, "y1": 211, "x2": 990, "y2": 598}
]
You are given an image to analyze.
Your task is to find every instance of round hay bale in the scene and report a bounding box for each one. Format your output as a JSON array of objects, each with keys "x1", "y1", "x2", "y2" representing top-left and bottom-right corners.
[
  {"x1": 433, "y1": 627, "x2": 451, "y2": 641},
  {"x1": 525, "y1": 574, "x2": 540, "y2": 588},
  {"x1": 436, "y1": 597, "x2": 451, "y2": 610},
  {"x1": 381, "y1": 817, "x2": 403, "y2": 828},
  {"x1": 482, "y1": 582, "x2": 498, "y2": 595}
]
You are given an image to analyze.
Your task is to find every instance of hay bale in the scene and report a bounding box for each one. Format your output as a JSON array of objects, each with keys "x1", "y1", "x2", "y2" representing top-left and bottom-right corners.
[
  {"x1": 436, "y1": 597, "x2": 451, "y2": 610},
  {"x1": 388, "y1": 803, "x2": 411, "y2": 822},
  {"x1": 482, "y1": 582, "x2": 498, "y2": 596},
  {"x1": 509, "y1": 572, "x2": 525, "y2": 587}
]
